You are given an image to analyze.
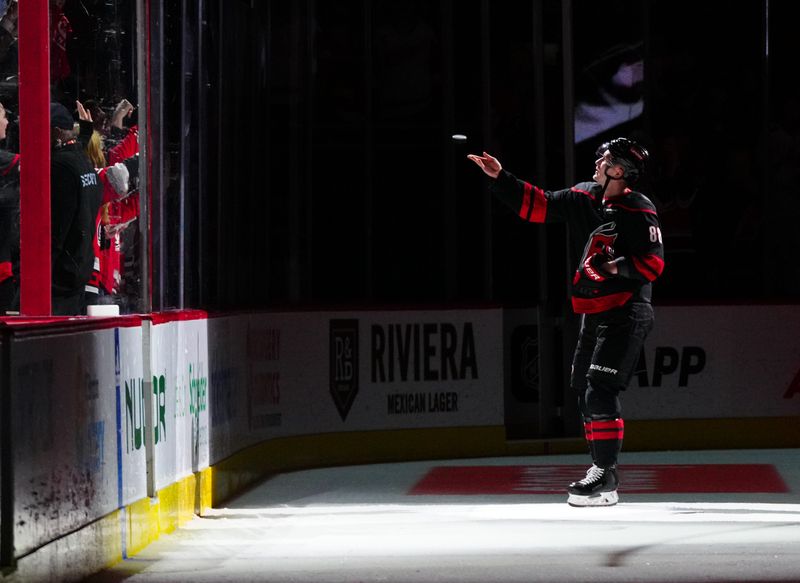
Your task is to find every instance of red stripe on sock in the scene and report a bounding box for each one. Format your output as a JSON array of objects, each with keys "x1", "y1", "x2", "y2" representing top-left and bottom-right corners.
[
  {"x1": 590, "y1": 419, "x2": 624, "y2": 431},
  {"x1": 588, "y1": 430, "x2": 624, "y2": 441},
  {"x1": 585, "y1": 419, "x2": 624, "y2": 441}
]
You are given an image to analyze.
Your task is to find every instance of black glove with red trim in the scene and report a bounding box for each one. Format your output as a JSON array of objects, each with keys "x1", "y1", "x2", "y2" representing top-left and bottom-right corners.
[{"x1": 582, "y1": 245, "x2": 615, "y2": 282}]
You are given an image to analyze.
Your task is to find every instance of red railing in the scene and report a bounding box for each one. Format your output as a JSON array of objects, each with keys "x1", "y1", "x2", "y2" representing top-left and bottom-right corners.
[{"x1": 17, "y1": 0, "x2": 51, "y2": 315}]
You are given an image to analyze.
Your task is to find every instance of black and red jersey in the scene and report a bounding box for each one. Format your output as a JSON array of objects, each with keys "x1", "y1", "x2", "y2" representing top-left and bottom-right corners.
[
  {"x1": 491, "y1": 169, "x2": 665, "y2": 314},
  {"x1": 0, "y1": 149, "x2": 20, "y2": 285}
]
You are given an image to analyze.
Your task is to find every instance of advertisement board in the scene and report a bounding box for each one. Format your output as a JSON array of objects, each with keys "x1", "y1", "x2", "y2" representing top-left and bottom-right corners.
[
  {"x1": 150, "y1": 318, "x2": 210, "y2": 490},
  {"x1": 118, "y1": 326, "x2": 147, "y2": 506},
  {"x1": 11, "y1": 329, "x2": 118, "y2": 556},
  {"x1": 323, "y1": 309, "x2": 504, "y2": 430},
  {"x1": 620, "y1": 305, "x2": 800, "y2": 419},
  {"x1": 206, "y1": 308, "x2": 505, "y2": 462},
  {"x1": 207, "y1": 314, "x2": 284, "y2": 463}
]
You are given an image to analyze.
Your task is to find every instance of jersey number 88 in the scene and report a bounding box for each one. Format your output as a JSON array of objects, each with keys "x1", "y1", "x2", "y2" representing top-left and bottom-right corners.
[{"x1": 649, "y1": 226, "x2": 662, "y2": 244}]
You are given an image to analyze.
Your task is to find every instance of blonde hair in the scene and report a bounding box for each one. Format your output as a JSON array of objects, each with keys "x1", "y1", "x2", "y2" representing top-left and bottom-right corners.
[{"x1": 86, "y1": 130, "x2": 106, "y2": 168}]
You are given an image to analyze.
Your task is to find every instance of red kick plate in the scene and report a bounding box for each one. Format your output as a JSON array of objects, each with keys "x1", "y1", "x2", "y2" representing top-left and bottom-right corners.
[{"x1": 409, "y1": 465, "x2": 789, "y2": 495}]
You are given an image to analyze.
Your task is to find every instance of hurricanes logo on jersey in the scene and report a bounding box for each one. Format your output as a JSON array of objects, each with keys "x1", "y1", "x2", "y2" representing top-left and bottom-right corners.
[
  {"x1": 576, "y1": 222, "x2": 617, "y2": 283},
  {"x1": 584, "y1": 222, "x2": 618, "y2": 258}
]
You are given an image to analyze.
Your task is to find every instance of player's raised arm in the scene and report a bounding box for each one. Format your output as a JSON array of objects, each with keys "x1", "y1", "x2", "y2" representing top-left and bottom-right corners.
[{"x1": 470, "y1": 152, "x2": 564, "y2": 224}]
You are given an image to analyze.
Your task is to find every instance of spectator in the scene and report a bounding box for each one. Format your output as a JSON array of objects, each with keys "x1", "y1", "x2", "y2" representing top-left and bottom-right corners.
[
  {"x1": 0, "y1": 100, "x2": 19, "y2": 313},
  {"x1": 76, "y1": 99, "x2": 139, "y2": 310},
  {"x1": 50, "y1": 0, "x2": 73, "y2": 86},
  {"x1": 78, "y1": 98, "x2": 136, "y2": 164},
  {"x1": 50, "y1": 101, "x2": 103, "y2": 315},
  {"x1": 0, "y1": 0, "x2": 17, "y2": 69},
  {"x1": 86, "y1": 155, "x2": 139, "y2": 308},
  {"x1": 81, "y1": 99, "x2": 109, "y2": 134},
  {"x1": 85, "y1": 128, "x2": 106, "y2": 168},
  {"x1": 104, "y1": 98, "x2": 136, "y2": 156}
]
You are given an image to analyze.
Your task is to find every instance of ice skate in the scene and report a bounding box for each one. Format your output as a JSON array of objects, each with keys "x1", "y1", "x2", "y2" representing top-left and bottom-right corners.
[{"x1": 567, "y1": 464, "x2": 619, "y2": 507}]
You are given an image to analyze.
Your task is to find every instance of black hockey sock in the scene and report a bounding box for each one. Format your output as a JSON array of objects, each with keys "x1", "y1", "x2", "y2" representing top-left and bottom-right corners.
[{"x1": 586, "y1": 418, "x2": 624, "y2": 468}]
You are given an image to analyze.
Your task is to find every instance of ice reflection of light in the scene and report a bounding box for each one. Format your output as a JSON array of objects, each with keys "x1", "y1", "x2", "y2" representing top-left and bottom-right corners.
[{"x1": 179, "y1": 503, "x2": 800, "y2": 559}]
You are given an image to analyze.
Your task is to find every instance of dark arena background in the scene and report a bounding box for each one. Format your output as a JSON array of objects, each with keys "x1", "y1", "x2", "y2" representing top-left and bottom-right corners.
[{"x1": 156, "y1": 0, "x2": 795, "y2": 309}]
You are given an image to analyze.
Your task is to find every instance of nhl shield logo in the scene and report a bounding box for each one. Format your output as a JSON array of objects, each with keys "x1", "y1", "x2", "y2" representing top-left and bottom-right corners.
[
  {"x1": 511, "y1": 325, "x2": 539, "y2": 403},
  {"x1": 329, "y1": 319, "x2": 359, "y2": 420}
]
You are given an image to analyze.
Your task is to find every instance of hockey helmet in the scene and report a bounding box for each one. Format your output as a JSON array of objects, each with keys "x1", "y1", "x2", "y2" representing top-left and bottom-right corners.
[{"x1": 596, "y1": 137, "x2": 649, "y2": 184}]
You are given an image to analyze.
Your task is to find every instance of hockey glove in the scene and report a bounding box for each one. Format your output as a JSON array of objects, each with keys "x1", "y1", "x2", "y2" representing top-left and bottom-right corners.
[{"x1": 582, "y1": 249, "x2": 615, "y2": 282}]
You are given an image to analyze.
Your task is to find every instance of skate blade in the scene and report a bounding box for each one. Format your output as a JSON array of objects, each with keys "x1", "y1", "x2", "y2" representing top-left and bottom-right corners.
[{"x1": 567, "y1": 490, "x2": 619, "y2": 507}]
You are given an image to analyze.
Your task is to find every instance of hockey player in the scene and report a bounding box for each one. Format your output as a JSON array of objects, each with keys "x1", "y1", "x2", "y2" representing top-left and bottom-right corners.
[{"x1": 468, "y1": 137, "x2": 664, "y2": 506}]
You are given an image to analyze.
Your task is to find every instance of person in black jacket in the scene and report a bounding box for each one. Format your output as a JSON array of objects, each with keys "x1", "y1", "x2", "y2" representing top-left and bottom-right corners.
[
  {"x1": 50, "y1": 101, "x2": 103, "y2": 315},
  {"x1": 469, "y1": 137, "x2": 664, "y2": 507}
]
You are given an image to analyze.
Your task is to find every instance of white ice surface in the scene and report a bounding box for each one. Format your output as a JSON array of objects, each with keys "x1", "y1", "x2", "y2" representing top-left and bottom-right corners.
[{"x1": 86, "y1": 449, "x2": 800, "y2": 583}]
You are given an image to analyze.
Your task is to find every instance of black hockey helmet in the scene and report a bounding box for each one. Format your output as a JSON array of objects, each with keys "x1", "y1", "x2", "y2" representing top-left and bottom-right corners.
[{"x1": 596, "y1": 137, "x2": 649, "y2": 184}]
